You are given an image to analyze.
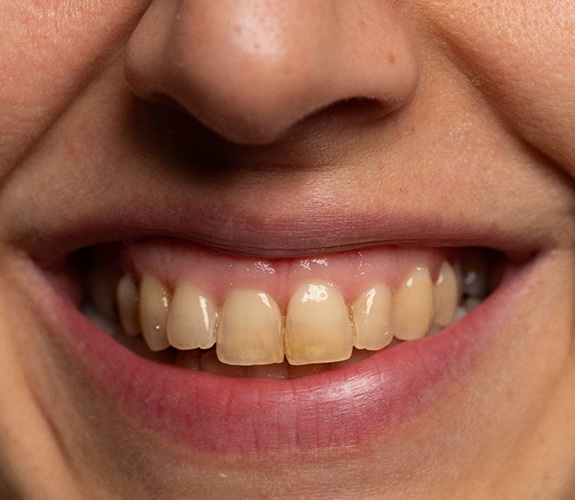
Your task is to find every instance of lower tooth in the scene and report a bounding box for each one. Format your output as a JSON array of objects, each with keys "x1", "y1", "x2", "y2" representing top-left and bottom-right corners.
[
  {"x1": 139, "y1": 274, "x2": 171, "y2": 352},
  {"x1": 285, "y1": 282, "x2": 353, "y2": 365},
  {"x1": 391, "y1": 266, "x2": 434, "y2": 341},
  {"x1": 201, "y1": 349, "x2": 249, "y2": 377},
  {"x1": 216, "y1": 290, "x2": 284, "y2": 366}
]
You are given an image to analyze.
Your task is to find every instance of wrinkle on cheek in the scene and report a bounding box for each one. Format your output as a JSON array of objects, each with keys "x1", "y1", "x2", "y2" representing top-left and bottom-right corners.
[
  {"x1": 0, "y1": 1, "x2": 148, "y2": 183},
  {"x1": 420, "y1": 0, "x2": 575, "y2": 182}
]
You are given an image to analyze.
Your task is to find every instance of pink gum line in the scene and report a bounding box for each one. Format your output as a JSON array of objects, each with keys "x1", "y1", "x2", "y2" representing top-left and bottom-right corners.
[{"x1": 101, "y1": 238, "x2": 459, "y2": 310}]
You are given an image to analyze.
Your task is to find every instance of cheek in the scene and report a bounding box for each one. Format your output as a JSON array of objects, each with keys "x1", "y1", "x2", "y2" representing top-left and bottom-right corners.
[
  {"x1": 0, "y1": 2, "x2": 147, "y2": 182},
  {"x1": 420, "y1": 0, "x2": 575, "y2": 177}
]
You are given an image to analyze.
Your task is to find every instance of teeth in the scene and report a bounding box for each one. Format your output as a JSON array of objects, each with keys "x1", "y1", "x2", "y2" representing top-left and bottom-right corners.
[
  {"x1": 216, "y1": 290, "x2": 283, "y2": 366},
  {"x1": 433, "y1": 261, "x2": 459, "y2": 326},
  {"x1": 139, "y1": 274, "x2": 171, "y2": 352},
  {"x1": 116, "y1": 275, "x2": 140, "y2": 337},
  {"x1": 460, "y1": 249, "x2": 489, "y2": 297},
  {"x1": 285, "y1": 282, "x2": 353, "y2": 365},
  {"x1": 351, "y1": 283, "x2": 393, "y2": 350},
  {"x1": 390, "y1": 266, "x2": 434, "y2": 341},
  {"x1": 167, "y1": 284, "x2": 217, "y2": 350},
  {"x1": 106, "y1": 255, "x2": 485, "y2": 371}
]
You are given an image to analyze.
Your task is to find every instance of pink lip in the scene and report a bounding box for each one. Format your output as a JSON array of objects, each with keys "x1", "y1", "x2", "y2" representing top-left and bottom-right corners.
[{"x1": 30, "y1": 252, "x2": 537, "y2": 454}]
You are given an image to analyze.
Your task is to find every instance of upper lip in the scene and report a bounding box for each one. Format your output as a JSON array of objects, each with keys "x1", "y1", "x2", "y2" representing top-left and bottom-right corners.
[
  {"x1": 1, "y1": 101, "x2": 548, "y2": 264},
  {"x1": 13, "y1": 175, "x2": 539, "y2": 265}
]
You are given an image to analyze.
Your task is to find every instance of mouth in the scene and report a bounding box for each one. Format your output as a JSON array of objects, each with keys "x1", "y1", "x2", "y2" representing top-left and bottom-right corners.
[
  {"x1": 27, "y1": 226, "x2": 539, "y2": 454},
  {"x1": 81, "y1": 240, "x2": 497, "y2": 380}
]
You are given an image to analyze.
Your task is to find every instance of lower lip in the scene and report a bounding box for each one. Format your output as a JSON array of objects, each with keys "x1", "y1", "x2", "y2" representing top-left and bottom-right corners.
[{"x1": 34, "y1": 257, "x2": 536, "y2": 455}]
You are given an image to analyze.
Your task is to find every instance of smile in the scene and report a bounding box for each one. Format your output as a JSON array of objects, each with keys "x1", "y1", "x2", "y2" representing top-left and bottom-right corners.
[
  {"x1": 84, "y1": 241, "x2": 493, "y2": 379},
  {"x1": 18, "y1": 219, "x2": 539, "y2": 455}
]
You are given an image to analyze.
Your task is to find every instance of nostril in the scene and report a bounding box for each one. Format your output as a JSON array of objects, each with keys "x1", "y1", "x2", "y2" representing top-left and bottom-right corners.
[{"x1": 125, "y1": 1, "x2": 420, "y2": 145}]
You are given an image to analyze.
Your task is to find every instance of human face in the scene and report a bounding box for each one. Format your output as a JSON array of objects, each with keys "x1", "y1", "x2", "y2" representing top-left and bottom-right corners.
[{"x1": 1, "y1": 1, "x2": 574, "y2": 498}]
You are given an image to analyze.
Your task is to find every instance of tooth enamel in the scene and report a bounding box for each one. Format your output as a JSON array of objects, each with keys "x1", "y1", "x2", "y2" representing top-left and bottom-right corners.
[
  {"x1": 461, "y1": 250, "x2": 489, "y2": 298},
  {"x1": 216, "y1": 290, "x2": 283, "y2": 366},
  {"x1": 391, "y1": 266, "x2": 434, "y2": 341},
  {"x1": 167, "y1": 284, "x2": 217, "y2": 350},
  {"x1": 201, "y1": 349, "x2": 249, "y2": 377},
  {"x1": 139, "y1": 274, "x2": 171, "y2": 352},
  {"x1": 433, "y1": 261, "x2": 459, "y2": 326},
  {"x1": 352, "y1": 283, "x2": 393, "y2": 350},
  {"x1": 247, "y1": 363, "x2": 290, "y2": 380},
  {"x1": 116, "y1": 275, "x2": 140, "y2": 337},
  {"x1": 285, "y1": 282, "x2": 353, "y2": 365}
]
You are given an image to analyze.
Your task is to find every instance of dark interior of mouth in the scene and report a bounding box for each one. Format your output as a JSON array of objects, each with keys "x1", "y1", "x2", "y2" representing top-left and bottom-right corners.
[{"x1": 49, "y1": 245, "x2": 507, "y2": 380}]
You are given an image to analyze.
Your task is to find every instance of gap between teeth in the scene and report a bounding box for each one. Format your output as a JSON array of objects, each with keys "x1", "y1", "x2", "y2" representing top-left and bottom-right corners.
[{"x1": 99, "y1": 257, "x2": 488, "y2": 368}]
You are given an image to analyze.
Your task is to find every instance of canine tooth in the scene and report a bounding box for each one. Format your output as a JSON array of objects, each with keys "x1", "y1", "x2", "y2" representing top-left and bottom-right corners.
[
  {"x1": 216, "y1": 290, "x2": 283, "y2": 366},
  {"x1": 117, "y1": 275, "x2": 140, "y2": 337},
  {"x1": 167, "y1": 284, "x2": 217, "y2": 350},
  {"x1": 433, "y1": 261, "x2": 459, "y2": 326},
  {"x1": 285, "y1": 282, "x2": 353, "y2": 365},
  {"x1": 352, "y1": 283, "x2": 393, "y2": 350},
  {"x1": 139, "y1": 274, "x2": 171, "y2": 352},
  {"x1": 391, "y1": 266, "x2": 434, "y2": 341}
]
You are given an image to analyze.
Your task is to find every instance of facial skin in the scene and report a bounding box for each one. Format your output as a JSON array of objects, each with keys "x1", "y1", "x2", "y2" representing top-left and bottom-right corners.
[{"x1": 1, "y1": 0, "x2": 575, "y2": 498}]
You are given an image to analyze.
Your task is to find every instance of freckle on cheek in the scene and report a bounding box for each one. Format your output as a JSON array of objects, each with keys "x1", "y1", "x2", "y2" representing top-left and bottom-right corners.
[{"x1": 388, "y1": 52, "x2": 396, "y2": 64}]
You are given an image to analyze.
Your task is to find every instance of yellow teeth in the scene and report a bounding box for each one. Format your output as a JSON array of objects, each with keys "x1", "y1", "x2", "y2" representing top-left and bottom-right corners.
[
  {"x1": 104, "y1": 259, "x2": 476, "y2": 367},
  {"x1": 433, "y1": 261, "x2": 459, "y2": 326},
  {"x1": 116, "y1": 275, "x2": 139, "y2": 337},
  {"x1": 285, "y1": 283, "x2": 354, "y2": 365},
  {"x1": 351, "y1": 283, "x2": 393, "y2": 350},
  {"x1": 167, "y1": 284, "x2": 217, "y2": 350},
  {"x1": 216, "y1": 290, "x2": 283, "y2": 366},
  {"x1": 139, "y1": 274, "x2": 171, "y2": 352},
  {"x1": 390, "y1": 266, "x2": 434, "y2": 341}
]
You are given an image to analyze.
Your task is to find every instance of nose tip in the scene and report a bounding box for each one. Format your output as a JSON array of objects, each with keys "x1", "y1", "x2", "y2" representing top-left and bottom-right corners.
[{"x1": 125, "y1": 1, "x2": 420, "y2": 145}]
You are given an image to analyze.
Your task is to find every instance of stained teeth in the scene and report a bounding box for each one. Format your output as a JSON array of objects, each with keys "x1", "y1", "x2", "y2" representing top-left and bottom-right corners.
[
  {"x1": 103, "y1": 254, "x2": 487, "y2": 373},
  {"x1": 216, "y1": 290, "x2": 283, "y2": 366},
  {"x1": 167, "y1": 284, "x2": 217, "y2": 350},
  {"x1": 139, "y1": 274, "x2": 171, "y2": 352},
  {"x1": 433, "y1": 261, "x2": 458, "y2": 326},
  {"x1": 352, "y1": 283, "x2": 393, "y2": 350},
  {"x1": 285, "y1": 282, "x2": 353, "y2": 365},
  {"x1": 116, "y1": 275, "x2": 140, "y2": 337},
  {"x1": 390, "y1": 266, "x2": 434, "y2": 341}
]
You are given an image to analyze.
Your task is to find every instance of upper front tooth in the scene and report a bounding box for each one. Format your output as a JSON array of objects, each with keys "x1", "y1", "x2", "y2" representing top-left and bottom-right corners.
[
  {"x1": 216, "y1": 290, "x2": 283, "y2": 366},
  {"x1": 285, "y1": 282, "x2": 353, "y2": 365},
  {"x1": 390, "y1": 266, "x2": 434, "y2": 341},
  {"x1": 139, "y1": 274, "x2": 171, "y2": 351},
  {"x1": 167, "y1": 284, "x2": 217, "y2": 350},
  {"x1": 433, "y1": 261, "x2": 459, "y2": 326},
  {"x1": 352, "y1": 283, "x2": 393, "y2": 350}
]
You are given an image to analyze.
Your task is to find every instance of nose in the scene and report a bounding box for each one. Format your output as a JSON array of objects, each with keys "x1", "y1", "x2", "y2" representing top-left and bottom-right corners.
[{"x1": 125, "y1": 0, "x2": 419, "y2": 144}]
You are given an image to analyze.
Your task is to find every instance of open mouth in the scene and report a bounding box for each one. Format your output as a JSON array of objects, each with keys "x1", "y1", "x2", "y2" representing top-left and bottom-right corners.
[
  {"x1": 78, "y1": 239, "x2": 500, "y2": 379},
  {"x1": 24, "y1": 225, "x2": 538, "y2": 454}
]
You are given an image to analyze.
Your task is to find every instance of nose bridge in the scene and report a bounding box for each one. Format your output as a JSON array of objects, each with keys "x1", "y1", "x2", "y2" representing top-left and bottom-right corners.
[{"x1": 125, "y1": 0, "x2": 419, "y2": 144}]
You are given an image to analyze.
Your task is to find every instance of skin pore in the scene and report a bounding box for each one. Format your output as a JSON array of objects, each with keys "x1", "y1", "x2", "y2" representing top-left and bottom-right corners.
[{"x1": 1, "y1": 1, "x2": 575, "y2": 498}]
